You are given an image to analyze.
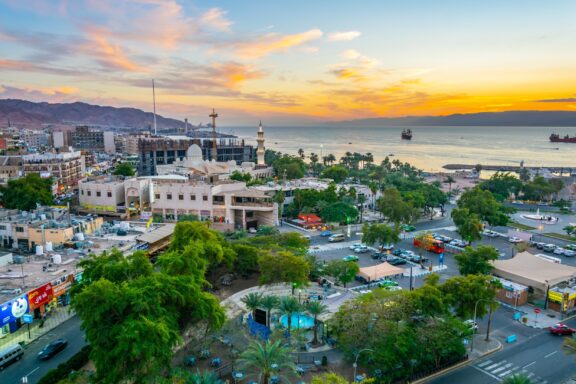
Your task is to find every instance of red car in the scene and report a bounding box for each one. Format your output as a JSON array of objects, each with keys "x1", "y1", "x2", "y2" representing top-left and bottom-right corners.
[{"x1": 549, "y1": 323, "x2": 576, "y2": 336}]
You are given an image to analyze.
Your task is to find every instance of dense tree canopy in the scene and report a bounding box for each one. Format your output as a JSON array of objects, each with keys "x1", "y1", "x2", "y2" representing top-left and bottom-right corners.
[
  {"x1": 377, "y1": 188, "x2": 418, "y2": 225},
  {"x1": 112, "y1": 162, "x2": 136, "y2": 177},
  {"x1": 324, "y1": 259, "x2": 360, "y2": 287},
  {"x1": 0, "y1": 173, "x2": 53, "y2": 211},
  {"x1": 271, "y1": 154, "x2": 306, "y2": 180},
  {"x1": 479, "y1": 172, "x2": 523, "y2": 201},
  {"x1": 258, "y1": 250, "x2": 310, "y2": 285},
  {"x1": 362, "y1": 223, "x2": 399, "y2": 248},
  {"x1": 456, "y1": 187, "x2": 510, "y2": 226},
  {"x1": 454, "y1": 245, "x2": 499, "y2": 275},
  {"x1": 451, "y1": 207, "x2": 484, "y2": 243},
  {"x1": 321, "y1": 165, "x2": 349, "y2": 183}
]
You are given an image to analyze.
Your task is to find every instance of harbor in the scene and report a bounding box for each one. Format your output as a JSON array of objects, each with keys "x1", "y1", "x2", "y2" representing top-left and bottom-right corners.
[{"x1": 443, "y1": 164, "x2": 576, "y2": 175}]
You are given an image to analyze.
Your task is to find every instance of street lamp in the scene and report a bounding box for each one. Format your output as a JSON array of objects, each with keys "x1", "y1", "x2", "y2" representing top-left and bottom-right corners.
[
  {"x1": 353, "y1": 348, "x2": 374, "y2": 381},
  {"x1": 470, "y1": 298, "x2": 492, "y2": 352}
]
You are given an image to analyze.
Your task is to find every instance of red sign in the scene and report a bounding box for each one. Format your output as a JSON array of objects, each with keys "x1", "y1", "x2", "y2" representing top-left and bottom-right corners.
[
  {"x1": 534, "y1": 308, "x2": 541, "y2": 314},
  {"x1": 28, "y1": 283, "x2": 54, "y2": 310}
]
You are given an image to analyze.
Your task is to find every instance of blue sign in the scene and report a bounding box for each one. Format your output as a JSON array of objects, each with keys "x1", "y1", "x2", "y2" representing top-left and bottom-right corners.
[
  {"x1": 22, "y1": 314, "x2": 33, "y2": 324},
  {"x1": 0, "y1": 294, "x2": 29, "y2": 326},
  {"x1": 439, "y1": 253, "x2": 445, "y2": 265}
]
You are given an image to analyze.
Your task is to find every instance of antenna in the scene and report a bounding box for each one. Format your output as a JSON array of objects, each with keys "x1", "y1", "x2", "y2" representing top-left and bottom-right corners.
[
  {"x1": 152, "y1": 79, "x2": 157, "y2": 135},
  {"x1": 209, "y1": 108, "x2": 218, "y2": 161}
]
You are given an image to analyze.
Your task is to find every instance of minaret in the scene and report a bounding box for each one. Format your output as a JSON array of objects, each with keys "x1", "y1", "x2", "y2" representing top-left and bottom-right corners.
[
  {"x1": 256, "y1": 120, "x2": 265, "y2": 166},
  {"x1": 209, "y1": 109, "x2": 218, "y2": 161}
]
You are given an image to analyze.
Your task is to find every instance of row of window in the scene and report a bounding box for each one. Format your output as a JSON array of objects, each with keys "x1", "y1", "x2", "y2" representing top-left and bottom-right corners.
[
  {"x1": 80, "y1": 190, "x2": 113, "y2": 197},
  {"x1": 154, "y1": 193, "x2": 208, "y2": 201}
]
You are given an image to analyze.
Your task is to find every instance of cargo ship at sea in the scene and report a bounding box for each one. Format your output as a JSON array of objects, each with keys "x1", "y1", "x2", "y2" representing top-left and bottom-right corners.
[
  {"x1": 401, "y1": 128, "x2": 413, "y2": 140},
  {"x1": 549, "y1": 133, "x2": 576, "y2": 143}
]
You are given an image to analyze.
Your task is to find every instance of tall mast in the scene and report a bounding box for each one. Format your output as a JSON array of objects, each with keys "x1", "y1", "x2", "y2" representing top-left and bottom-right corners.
[
  {"x1": 209, "y1": 108, "x2": 218, "y2": 161},
  {"x1": 152, "y1": 79, "x2": 157, "y2": 135}
]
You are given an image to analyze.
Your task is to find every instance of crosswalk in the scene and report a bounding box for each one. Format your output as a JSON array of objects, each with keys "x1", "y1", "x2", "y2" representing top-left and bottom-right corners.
[{"x1": 475, "y1": 359, "x2": 547, "y2": 383}]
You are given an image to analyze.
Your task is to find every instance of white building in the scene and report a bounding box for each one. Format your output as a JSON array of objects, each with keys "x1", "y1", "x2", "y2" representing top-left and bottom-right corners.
[{"x1": 257, "y1": 121, "x2": 265, "y2": 166}]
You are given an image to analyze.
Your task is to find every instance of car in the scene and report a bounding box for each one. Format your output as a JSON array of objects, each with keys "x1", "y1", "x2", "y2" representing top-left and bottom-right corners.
[
  {"x1": 464, "y1": 319, "x2": 478, "y2": 331},
  {"x1": 482, "y1": 230, "x2": 499, "y2": 238},
  {"x1": 386, "y1": 257, "x2": 407, "y2": 266},
  {"x1": 392, "y1": 248, "x2": 404, "y2": 256},
  {"x1": 402, "y1": 224, "x2": 416, "y2": 232},
  {"x1": 508, "y1": 236, "x2": 523, "y2": 243},
  {"x1": 354, "y1": 245, "x2": 369, "y2": 253},
  {"x1": 349, "y1": 243, "x2": 363, "y2": 250},
  {"x1": 549, "y1": 323, "x2": 576, "y2": 336},
  {"x1": 328, "y1": 234, "x2": 345, "y2": 242},
  {"x1": 536, "y1": 242, "x2": 546, "y2": 249},
  {"x1": 411, "y1": 255, "x2": 427, "y2": 263},
  {"x1": 343, "y1": 255, "x2": 359, "y2": 262},
  {"x1": 376, "y1": 280, "x2": 399, "y2": 288},
  {"x1": 371, "y1": 251, "x2": 387, "y2": 260},
  {"x1": 320, "y1": 230, "x2": 333, "y2": 237},
  {"x1": 38, "y1": 339, "x2": 68, "y2": 360},
  {"x1": 563, "y1": 250, "x2": 576, "y2": 257},
  {"x1": 565, "y1": 244, "x2": 576, "y2": 251},
  {"x1": 399, "y1": 250, "x2": 415, "y2": 260},
  {"x1": 380, "y1": 244, "x2": 394, "y2": 251},
  {"x1": 438, "y1": 235, "x2": 452, "y2": 243},
  {"x1": 553, "y1": 247, "x2": 565, "y2": 256},
  {"x1": 543, "y1": 244, "x2": 556, "y2": 252},
  {"x1": 355, "y1": 275, "x2": 368, "y2": 284}
]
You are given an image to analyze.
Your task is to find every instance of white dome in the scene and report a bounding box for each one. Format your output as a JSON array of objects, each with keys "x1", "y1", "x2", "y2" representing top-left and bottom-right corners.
[{"x1": 186, "y1": 144, "x2": 203, "y2": 161}]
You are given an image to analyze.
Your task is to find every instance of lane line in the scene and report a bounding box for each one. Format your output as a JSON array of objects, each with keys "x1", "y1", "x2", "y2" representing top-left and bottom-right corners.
[
  {"x1": 544, "y1": 350, "x2": 558, "y2": 358},
  {"x1": 24, "y1": 366, "x2": 40, "y2": 378},
  {"x1": 522, "y1": 361, "x2": 536, "y2": 369}
]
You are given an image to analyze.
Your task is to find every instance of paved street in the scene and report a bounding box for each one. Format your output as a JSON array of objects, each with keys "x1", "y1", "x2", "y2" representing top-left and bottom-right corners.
[{"x1": 0, "y1": 316, "x2": 86, "y2": 384}]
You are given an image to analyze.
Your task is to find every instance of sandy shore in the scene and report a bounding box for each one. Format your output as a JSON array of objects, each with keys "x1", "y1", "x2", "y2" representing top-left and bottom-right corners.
[{"x1": 425, "y1": 171, "x2": 481, "y2": 194}]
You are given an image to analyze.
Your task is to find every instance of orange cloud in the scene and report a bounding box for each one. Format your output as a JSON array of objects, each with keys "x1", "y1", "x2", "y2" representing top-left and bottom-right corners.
[
  {"x1": 231, "y1": 29, "x2": 323, "y2": 59},
  {"x1": 215, "y1": 62, "x2": 264, "y2": 89},
  {"x1": 200, "y1": 8, "x2": 233, "y2": 32},
  {"x1": 85, "y1": 30, "x2": 145, "y2": 72}
]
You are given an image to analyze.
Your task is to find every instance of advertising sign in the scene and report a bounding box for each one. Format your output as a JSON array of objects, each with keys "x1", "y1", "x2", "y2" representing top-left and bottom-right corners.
[
  {"x1": 28, "y1": 283, "x2": 53, "y2": 310},
  {"x1": 22, "y1": 314, "x2": 33, "y2": 324},
  {"x1": 0, "y1": 294, "x2": 29, "y2": 326},
  {"x1": 52, "y1": 275, "x2": 74, "y2": 297}
]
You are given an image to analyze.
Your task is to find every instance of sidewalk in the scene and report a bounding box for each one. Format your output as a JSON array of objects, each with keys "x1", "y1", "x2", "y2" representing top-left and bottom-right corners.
[
  {"x1": 468, "y1": 336, "x2": 502, "y2": 360},
  {"x1": 513, "y1": 304, "x2": 571, "y2": 329},
  {"x1": 0, "y1": 306, "x2": 74, "y2": 350}
]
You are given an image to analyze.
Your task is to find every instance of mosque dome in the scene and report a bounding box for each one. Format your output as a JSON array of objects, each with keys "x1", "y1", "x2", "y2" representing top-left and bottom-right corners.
[{"x1": 186, "y1": 144, "x2": 203, "y2": 162}]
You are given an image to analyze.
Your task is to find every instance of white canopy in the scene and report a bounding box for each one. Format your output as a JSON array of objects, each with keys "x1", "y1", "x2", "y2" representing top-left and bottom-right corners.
[{"x1": 358, "y1": 263, "x2": 405, "y2": 282}]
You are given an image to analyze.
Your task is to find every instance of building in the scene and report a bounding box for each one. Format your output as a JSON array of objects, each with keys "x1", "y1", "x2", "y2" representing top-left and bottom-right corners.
[
  {"x1": 135, "y1": 135, "x2": 255, "y2": 176},
  {"x1": 52, "y1": 126, "x2": 115, "y2": 154},
  {"x1": 19, "y1": 129, "x2": 50, "y2": 149},
  {"x1": 256, "y1": 121, "x2": 265, "y2": 166},
  {"x1": 21, "y1": 151, "x2": 85, "y2": 189},
  {"x1": 0, "y1": 156, "x2": 22, "y2": 184}
]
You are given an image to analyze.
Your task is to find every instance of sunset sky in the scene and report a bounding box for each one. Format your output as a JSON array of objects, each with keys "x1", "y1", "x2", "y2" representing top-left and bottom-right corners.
[{"x1": 1, "y1": 0, "x2": 575, "y2": 125}]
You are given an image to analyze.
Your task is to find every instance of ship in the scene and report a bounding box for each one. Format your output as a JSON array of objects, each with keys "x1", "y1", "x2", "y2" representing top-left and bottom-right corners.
[
  {"x1": 549, "y1": 133, "x2": 576, "y2": 143},
  {"x1": 401, "y1": 128, "x2": 413, "y2": 140}
]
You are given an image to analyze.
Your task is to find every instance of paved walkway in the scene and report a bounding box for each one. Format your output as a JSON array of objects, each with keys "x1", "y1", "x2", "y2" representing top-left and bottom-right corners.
[
  {"x1": 512, "y1": 304, "x2": 572, "y2": 329},
  {"x1": 0, "y1": 306, "x2": 74, "y2": 350}
]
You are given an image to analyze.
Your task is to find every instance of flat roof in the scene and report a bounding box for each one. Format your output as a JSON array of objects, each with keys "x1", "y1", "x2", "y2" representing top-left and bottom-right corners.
[{"x1": 136, "y1": 223, "x2": 176, "y2": 244}]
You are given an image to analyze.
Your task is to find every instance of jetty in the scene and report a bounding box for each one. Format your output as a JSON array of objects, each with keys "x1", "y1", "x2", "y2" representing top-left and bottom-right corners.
[{"x1": 443, "y1": 164, "x2": 576, "y2": 175}]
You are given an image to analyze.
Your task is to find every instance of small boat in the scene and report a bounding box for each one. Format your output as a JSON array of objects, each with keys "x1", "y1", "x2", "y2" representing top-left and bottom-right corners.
[
  {"x1": 348, "y1": 142, "x2": 352, "y2": 144},
  {"x1": 388, "y1": 153, "x2": 395, "y2": 156},
  {"x1": 401, "y1": 129, "x2": 412, "y2": 140}
]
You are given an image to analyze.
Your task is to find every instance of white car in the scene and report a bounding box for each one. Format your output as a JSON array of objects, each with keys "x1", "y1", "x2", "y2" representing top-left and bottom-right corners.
[
  {"x1": 508, "y1": 236, "x2": 523, "y2": 243},
  {"x1": 354, "y1": 245, "x2": 369, "y2": 253},
  {"x1": 349, "y1": 243, "x2": 362, "y2": 250},
  {"x1": 553, "y1": 248, "x2": 565, "y2": 256},
  {"x1": 464, "y1": 319, "x2": 478, "y2": 331},
  {"x1": 483, "y1": 230, "x2": 499, "y2": 238},
  {"x1": 563, "y1": 250, "x2": 576, "y2": 257}
]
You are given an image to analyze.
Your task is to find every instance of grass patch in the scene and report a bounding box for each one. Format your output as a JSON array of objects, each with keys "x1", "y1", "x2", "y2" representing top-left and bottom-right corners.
[
  {"x1": 543, "y1": 232, "x2": 576, "y2": 242},
  {"x1": 509, "y1": 222, "x2": 536, "y2": 231}
]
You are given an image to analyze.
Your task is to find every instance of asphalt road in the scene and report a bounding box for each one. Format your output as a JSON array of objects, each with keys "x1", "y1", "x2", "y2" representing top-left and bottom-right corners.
[
  {"x1": 429, "y1": 317, "x2": 576, "y2": 384},
  {"x1": 0, "y1": 316, "x2": 86, "y2": 384}
]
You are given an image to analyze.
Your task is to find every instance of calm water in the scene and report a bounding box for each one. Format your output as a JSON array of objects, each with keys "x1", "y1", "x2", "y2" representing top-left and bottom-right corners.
[{"x1": 222, "y1": 126, "x2": 576, "y2": 172}]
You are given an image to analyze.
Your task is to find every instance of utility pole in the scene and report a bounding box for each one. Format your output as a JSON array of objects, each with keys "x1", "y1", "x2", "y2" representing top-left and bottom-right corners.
[
  {"x1": 152, "y1": 79, "x2": 157, "y2": 135},
  {"x1": 209, "y1": 109, "x2": 218, "y2": 161}
]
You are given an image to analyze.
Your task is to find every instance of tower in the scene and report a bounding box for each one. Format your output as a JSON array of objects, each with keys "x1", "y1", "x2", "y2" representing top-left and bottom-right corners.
[
  {"x1": 209, "y1": 109, "x2": 218, "y2": 161},
  {"x1": 256, "y1": 120, "x2": 265, "y2": 166}
]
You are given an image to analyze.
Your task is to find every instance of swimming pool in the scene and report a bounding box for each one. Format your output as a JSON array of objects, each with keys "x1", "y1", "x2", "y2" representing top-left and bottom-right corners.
[{"x1": 279, "y1": 313, "x2": 315, "y2": 329}]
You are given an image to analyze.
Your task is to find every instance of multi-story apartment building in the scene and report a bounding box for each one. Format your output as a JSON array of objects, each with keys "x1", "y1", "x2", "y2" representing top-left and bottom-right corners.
[
  {"x1": 52, "y1": 126, "x2": 115, "y2": 154},
  {"x1": 21, "y1": 151, "x2": 85, "y2": 189},
  {"x1": 20, "y1": 129, "x2": 50, "y2": 149}
]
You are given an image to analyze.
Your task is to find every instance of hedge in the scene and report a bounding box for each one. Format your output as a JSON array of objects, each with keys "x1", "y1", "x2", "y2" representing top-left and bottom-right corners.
[{"x1": 37, "y1": 345, "x2": 92, "y2": 384}]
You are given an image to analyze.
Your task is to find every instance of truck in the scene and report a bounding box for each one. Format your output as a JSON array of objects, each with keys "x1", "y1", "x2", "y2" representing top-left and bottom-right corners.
[{"x1": 413, "y1": 235, "x2": 445, "y2": 254}]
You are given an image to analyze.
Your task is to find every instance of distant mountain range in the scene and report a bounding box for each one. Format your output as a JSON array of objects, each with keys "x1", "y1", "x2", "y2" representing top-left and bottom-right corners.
[
  {"x1": 332, "y1": 111, "x2": 576, "y2": 127},
  {"x1": 0, "y1": 99, "x2": 188, "y2": 130}
]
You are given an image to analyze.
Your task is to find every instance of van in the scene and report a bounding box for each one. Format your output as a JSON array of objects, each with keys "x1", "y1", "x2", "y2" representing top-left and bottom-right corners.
[
  {"x1": 0, "y1": 344, "x2": 24, "y2": 370},
  {"x1": 328, "y1": 234, "x2": 345, "y2": 242},
  {"x1": 543, "y1": 244, "x2": 556, "y2": 252}
]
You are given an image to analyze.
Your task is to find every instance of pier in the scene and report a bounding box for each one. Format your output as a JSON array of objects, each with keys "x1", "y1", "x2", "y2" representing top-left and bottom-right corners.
[{"x1": 443, "y1": 164, "x2": 575, "y2": 175}]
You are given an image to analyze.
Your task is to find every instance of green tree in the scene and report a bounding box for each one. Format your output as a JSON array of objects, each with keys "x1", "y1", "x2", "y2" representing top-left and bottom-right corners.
[
  {"x1": 305, "y1": 301, "x2": 328, "y2": 345},
  {"x1": 277, "y1": 296, "x2": 301, "y2": 339},
  {"x1": 169, "y1": 369, "x2": 221, "y2": 384},
  {"x1": 273, "y1": 190, "x2": 285, "y2": 221},
  {"x1": 112, "y1": 162, "x2": 135, "y2": 177},
  {"x1": 320, "y1": 201, "x2": 358, "y2": 224},
  {"x1": 563, "y1": 225, "x2": 576, "y2": 237},
  {"x1": 241, "y1": 292, "x2": 263, "y2": 318},
  {"x1": 444, "y1": 175, "x2": 456, "y2": 195},
  {"x1": 311, "y1": 373, "x2": 374, "y2": 384},
  {"x1": 479, "y1": 172, "x2": 523, "y2": 201},
  {"x1": 451, "y1": 207, "x2": 484, "y2": 243},
  {"x1": 238, "y1": 340, "x2": 297, "y2": 384},
  {"x1": 502, "y1": 373, "x2": 533, "y2": 384},
  {"x1": 456, "y1": 187, "x2": 509, "y2": 226},
  {"x1": 258, "y1": 250, "x2": 310, "y2": 286},
  {"x1": 440, "y1": 275, "x2": 498, "y2": 319},
  {"x1": 272, "y1": 155, "x2": 306, "y2": 179},
  {"x1": 377, "y1": 188, "x2": 417, "y2": 225},
  {"x1": 321, "y1": 165, "x2": 349, "y2": 183},
  {"x1": 232, "y1": 243, "x2": 260, "y2": 276},
  {"x1": 0, "y1": 173, "x2": 53, "y2": 211},
  {"x1": 362, "y1": 223, "x2": 399, "y2": 249},
  {"x1": 230, "y1": 170, "x2": 252, "y2": 182},
  {"x1": 260, "y1": 295, "x2": 280, "y2": 327},
  {"x1": 454, "y1": 245, "x2": 499, "y2": 275},
  {"x1": 324, "y1": 259, "x2": 360, "y2": 287}
]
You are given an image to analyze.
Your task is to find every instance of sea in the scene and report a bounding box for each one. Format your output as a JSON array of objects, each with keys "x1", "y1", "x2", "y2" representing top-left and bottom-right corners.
[{"x1": 219, "y1": 125, "x2": 576, "y2": 173}]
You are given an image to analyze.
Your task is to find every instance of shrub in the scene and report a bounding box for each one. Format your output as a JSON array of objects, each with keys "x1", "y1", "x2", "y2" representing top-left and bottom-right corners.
[{"x1": 37, "y1": 345, "x2": 92, "y2": 384}]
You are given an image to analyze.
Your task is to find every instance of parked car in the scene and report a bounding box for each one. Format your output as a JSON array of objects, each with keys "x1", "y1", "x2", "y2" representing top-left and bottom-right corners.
[
  {"x1": 328, "y1": 234, "x2": 345, "y2": 242},
  {"x1": 508, "y1": 236, "x2": 523, "y2": 243},
  {"x1": 400, "y1": 250, "x2": 415, "y2": 260},
  {"x1": 438, "y1": 235, "x2": 453, "y2": 243},
  {"x1": 376, "y1": 279, "x2": 399, "y2": 288},
  {"x1": 402, "y1": 224, "x2": 416, "y2": 232},
  {"x1": 563, "y1": 250, "x2": 576, "y2": 257},
  {"x1": 536, "y1": 242, "x2": 546, "y2": 249},
  {"x1": 549, "y1": 323, "x2": 576, "y2": 336},
  {"x1": 411, "y1": 255, "x2": 427, "y2": 263},
  {"x1": 482, "y1": 230, "x2": 500, "y2": 238},
  {"x1": 464, "y1": 319, "x2": 479, "y2": 331},
  {"x1": 320, "y1": 230, "x2": 333, "y2": 237},
  {"x1": 387, "y1": 257, "x2": 407, "y2": 266},
  {"x1": 543, "y1": 244, "x2": 556, "y2": 252},
  {"x1": 380, "y1": 244, "x2": 395, "y2": 251},
  {"x1": 371, "y1": 251, "x2": 387, "y2": 260},
  {"x1": 38, "y1": 339, "x2": 68, "y2": 360},
  {"x1": 355, "y1": 275, "x2": 368, "y2": 284},
  {"x1": 392, "y1": 248, "x2": 404, "y2": 256},
  {"x1": 553, "y1": 248, "x2": 565, "y2": 256},
  {"x1": 565, "y1": 244, "x2": 576, "y2": 251},
  {"x1": 343, "y1": 255, "x2": 359, "y2": 262},
  {"x1": 354, "y1": 245, "x2": 369, "y2": 253},
  {"x1": 349, "y1": 243, "x2": 363, "y2": 250}
]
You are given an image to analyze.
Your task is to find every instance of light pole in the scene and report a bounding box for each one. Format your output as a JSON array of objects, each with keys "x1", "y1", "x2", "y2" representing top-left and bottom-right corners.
[
  {"x1": 353, "y1": 348, "x2": 374, "y2": 381},
  {"x1": 470, "y1": 298, "x2": 492, "y2": 352}
]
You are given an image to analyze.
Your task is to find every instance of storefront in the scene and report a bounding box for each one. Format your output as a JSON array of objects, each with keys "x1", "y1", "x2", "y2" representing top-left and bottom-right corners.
[
  {"x1": 547, "y1": 288, "x2": 576, "y2": 314},
  {"x1": 0, "y1": 294, "x2": 29, "y2": 336},
  {"x1": 28, "y1": 282, "x2": 54, "y2": 319},
  {"x1": 51, "y1": 274, "x2": 75, "y2": 307}
]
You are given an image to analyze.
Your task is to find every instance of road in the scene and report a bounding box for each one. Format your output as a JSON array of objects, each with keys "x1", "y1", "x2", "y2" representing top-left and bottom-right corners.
[
  {"x1": 429, "y1": 317, "x2": 576, "y2": 384},
  {"x1": 0, "y1": 317, "x2": 86, "y2": 384}
]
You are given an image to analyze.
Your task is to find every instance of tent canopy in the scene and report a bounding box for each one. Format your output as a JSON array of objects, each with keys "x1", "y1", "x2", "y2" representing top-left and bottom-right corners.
[
  {"x1": 358, "y1": 263, "x2": 405, "y2": 282},
  {"x1": 492, "y1": 252, "x2": 576, "y2": 291}
]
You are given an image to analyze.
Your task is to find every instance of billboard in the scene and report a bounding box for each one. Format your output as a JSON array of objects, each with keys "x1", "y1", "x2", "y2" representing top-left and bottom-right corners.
[
  {"x1": 0, "y1": 294, "x2": 29, "y2": 326},
  {"x1": 28, "y1": 283, "x2": 53, "y2": 310}
]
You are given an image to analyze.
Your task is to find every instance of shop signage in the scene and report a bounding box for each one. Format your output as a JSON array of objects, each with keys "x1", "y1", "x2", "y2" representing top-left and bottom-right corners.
[
  {"x1": 28, "y1": 283, "x2": 53, "y2": 310},
  {"x1": 0, "y1": 294, "x2": 29, "y2": 326},
  {"x1": 52, "y1": 275, "x2": 74, "y2": 297},
  {"x1": 547, "y1": 290, "x2": 575, "y2": 302},
  {"x1": 22, "y1": 314, "x2": 33, "y2": 324}
]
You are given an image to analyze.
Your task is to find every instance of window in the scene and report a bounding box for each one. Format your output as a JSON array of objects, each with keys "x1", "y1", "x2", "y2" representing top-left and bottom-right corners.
[
  {"x1": 155, "y1": 193, "x2": 160, "y2": 199},
  {"x1": 178, "y1": 194, "x2": 184, "y2": 200},
  {"x1": 167, "y1": 193, "x2": 172, "y2": 200},
  {"x1": 107, "y1": 191, "x2": 112, "y2": 197},
  {"x1": 87, "y1": 191, "x2": 91, "y2": 196},
  {"x1": 0, "y1": 225, "x2": 5, "y2": 230},
  {"x1": 81, "y1": 190, "x2": 84, "y2": 195},
  {"x1": 190, "y1": 194, "x2": 196, "y2": 201},
  {"x1": 203, "y1": 195, "x2": 208, "y2": 201},
  {"x1": 15, "y1": 227, "x2": 24, "y2": 233},
  {"x1": 96, "y1": 191, "x2": 101, "y2": 197}
]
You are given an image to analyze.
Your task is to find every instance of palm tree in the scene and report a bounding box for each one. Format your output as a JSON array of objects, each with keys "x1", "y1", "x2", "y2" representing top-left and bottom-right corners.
[
  {"x1": 277, "y1": 296, "x2": 301, "y2": 339},
  {"x1": 326, "y1": 153, "x2": 336, "y2": 165},
  {"x1": 357, "y1": 194, "x2": 366, "y2": 223},
  {"x1": 444, "y1": 175, "x2": 456, "y2": 196},
  {"x1": 502, "y1": 373, "x2": 532, "y2": 384},
  {"x1": 238, "y1": 340, "x2": 297, "y2": 384},
  {"x1": 272, "y1": 190, "x2": 285, "y2": 224},
  {"x1": 297, "y1": 148, "x2": 305, "y2": 159},
  {"x1": 260, "y1": 295, "x2": 280, "y2": 327},
  {"x1": 305, "y1": 301, "x2": 328, "y2": 345},
  {"x1": 309, "y1": 153, "x2": 319, "y2": 175},
  {"x1": 241, "y1": 292, "x2": 263, "y2": 319}
]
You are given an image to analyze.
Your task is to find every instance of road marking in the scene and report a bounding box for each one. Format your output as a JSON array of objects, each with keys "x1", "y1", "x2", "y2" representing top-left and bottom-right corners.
[
  {"x1": 544, "y1": 350, "x2": 558, "y2": 358},
  {"x1": 485, "y1": 360, "x2": 506, "y2": 370},
  {"x1": 472, "y1": 364, "x2": 504, "y2": 381},
  {"x1": 24, "y1": 367, "x2": 40, "y2": 378},
  {"x1": 477, "y1": 359, "x2": 493, "y2": 367},
  {"x1": 522, "y1": 361, "x2": 536, "y2": 369},
  {"x1": 492, "y1": 363, "x2": 513, "y2": 374},
  {"x1": 498, "y1": 370, "x2": 513, "y2": 377}
]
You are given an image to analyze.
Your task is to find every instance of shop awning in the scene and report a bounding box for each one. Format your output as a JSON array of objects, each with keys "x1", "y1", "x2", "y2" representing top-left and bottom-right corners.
[{"x1": 357, "y1": 263, "x2": 405, "y2": 282}]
